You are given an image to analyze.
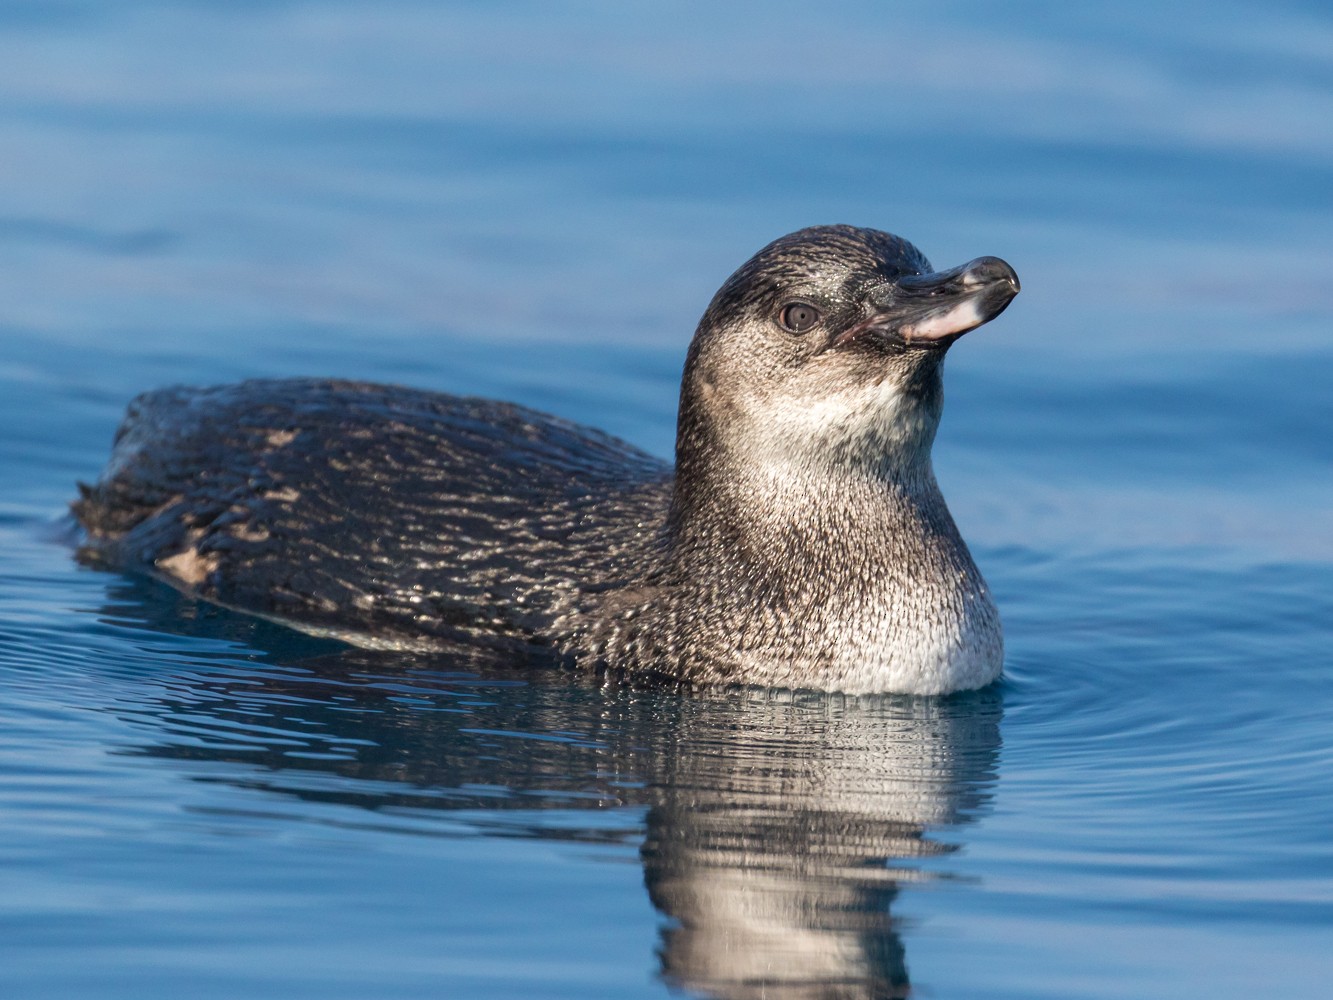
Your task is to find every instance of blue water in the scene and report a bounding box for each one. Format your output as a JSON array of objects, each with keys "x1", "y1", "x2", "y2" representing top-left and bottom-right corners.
[{"x1": 2, "y1": 2, "x2": 1331, "y2": 997}]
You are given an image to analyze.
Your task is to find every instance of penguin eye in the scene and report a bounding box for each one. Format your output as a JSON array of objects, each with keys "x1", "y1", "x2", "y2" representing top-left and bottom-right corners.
[{"x1": 778, "y1": 302, "x2": 821, "y2": 334}]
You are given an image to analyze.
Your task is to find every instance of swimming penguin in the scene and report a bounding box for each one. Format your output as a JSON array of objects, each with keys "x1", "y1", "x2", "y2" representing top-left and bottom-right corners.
[{"x1": 73, "y1": 225, "x2": 1019, "y2": 694}]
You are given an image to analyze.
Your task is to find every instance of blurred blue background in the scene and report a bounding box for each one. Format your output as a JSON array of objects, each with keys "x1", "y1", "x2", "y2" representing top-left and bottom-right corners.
[{"x1": 1, "y1": 3, "x2": 1330, "y2": 998}]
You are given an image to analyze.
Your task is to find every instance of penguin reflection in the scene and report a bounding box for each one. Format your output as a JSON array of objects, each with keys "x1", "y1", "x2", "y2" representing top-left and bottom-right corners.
[
  {"x1": 94, "y1": 578, "x2": 1002, "y2": 999},
  {"x1": 642, "y1": 691, "x2": 1000, "y2": 999}
]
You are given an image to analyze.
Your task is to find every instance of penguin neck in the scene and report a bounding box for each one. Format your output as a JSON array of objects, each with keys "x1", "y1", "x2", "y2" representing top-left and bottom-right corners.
[{"x1": 667, "y1": 406, "x2": 957, "y2": 599}]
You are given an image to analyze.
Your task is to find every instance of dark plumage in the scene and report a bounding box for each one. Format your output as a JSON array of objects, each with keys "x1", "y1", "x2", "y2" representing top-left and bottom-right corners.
[{"x1": 73, "y1": 225, "x2": 1019, "y2": 694}]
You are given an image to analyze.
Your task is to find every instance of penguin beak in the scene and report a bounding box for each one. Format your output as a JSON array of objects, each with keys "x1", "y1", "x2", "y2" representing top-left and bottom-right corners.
[{"x1": 834, "y1": 256, "x2": 1020, "y2": 350}]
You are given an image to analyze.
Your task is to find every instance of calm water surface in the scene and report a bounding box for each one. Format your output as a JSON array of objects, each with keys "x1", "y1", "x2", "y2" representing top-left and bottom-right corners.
[{"x1": 2, "y1": 3, "x2": 1331, "y2": 998}]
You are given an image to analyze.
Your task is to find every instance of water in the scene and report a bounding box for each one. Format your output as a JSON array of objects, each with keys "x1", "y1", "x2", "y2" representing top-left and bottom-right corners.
[{"x1": 2, "y1": 2, "x2": 1331, "y2": 997}]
